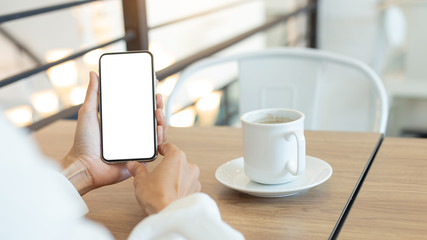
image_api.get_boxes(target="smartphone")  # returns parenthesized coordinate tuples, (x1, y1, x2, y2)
(99, 51, 157, 163)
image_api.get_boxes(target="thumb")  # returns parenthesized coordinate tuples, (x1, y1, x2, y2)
(158, 142, 179, 156)
(126, 161, 148, 177)
(83, 71, 99, 111)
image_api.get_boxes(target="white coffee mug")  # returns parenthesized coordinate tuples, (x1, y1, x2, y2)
(241, 108, 306, 184)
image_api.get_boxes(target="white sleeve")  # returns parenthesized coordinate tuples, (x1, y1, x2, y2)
(128, 193, 244, 240)
(0, 112, 113, 240)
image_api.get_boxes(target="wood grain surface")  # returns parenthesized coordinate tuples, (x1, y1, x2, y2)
(33, 120, 382, 240)
(339, 137, 427, 240)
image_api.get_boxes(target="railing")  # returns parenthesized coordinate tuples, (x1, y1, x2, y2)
(0, 0, 317, 131)
(0, 0, 129, 131)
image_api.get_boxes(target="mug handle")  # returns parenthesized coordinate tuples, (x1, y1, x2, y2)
(286, 131, 306, 176)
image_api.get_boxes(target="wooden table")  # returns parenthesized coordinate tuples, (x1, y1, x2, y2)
(338, 137, 427, 239)
(33, 120, 382, 240)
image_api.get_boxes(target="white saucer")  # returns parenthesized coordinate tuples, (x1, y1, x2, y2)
(215, 156, 332, 197)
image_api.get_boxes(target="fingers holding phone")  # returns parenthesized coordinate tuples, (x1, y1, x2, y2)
(63, 72, 131, 195)
(127, 143, 201, 215)
(155, 94, 167, 145)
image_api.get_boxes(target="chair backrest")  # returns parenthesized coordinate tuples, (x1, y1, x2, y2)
(166, 48, 389, 133)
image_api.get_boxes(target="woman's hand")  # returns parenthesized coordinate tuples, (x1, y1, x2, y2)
(127, 143, 201, 215)
(62, 72, 167, 195)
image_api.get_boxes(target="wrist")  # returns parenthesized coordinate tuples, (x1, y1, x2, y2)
(143, 193, 173, 215)
(61, 152, 95, 195)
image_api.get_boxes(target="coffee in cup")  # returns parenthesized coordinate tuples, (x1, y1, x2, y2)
(254, 117, 293, 124)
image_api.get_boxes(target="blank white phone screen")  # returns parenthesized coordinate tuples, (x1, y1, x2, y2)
(100, 52, 156, 161)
